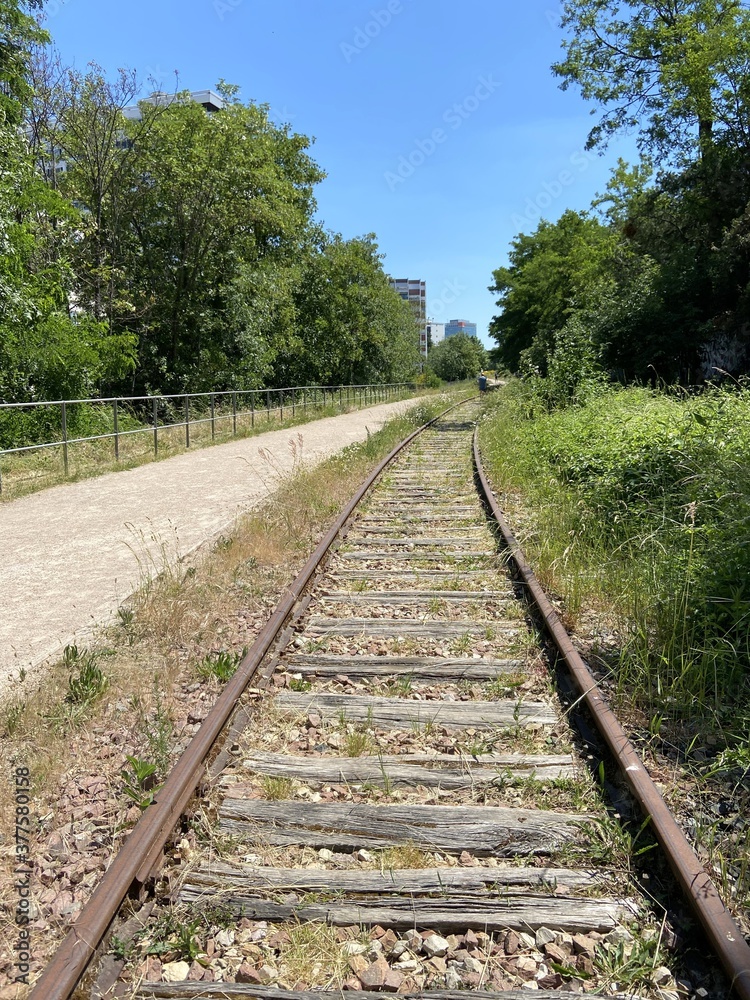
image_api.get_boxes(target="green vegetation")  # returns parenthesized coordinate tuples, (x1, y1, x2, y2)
(491, 1, 750, 386)
(427, 333, 488, 382)
(480, 381, 750, 726)
(0, 3, 422, 412)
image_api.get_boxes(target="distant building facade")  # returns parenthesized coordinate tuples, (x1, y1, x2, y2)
(390, 278, 428, 356)
(445, 319, 478, 339)
(122, 89, 226, 121)
(426, 321, 445, 348)
(40, 90, 225, 180)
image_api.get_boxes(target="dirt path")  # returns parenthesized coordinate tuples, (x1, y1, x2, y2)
(0, 399, 421, 699)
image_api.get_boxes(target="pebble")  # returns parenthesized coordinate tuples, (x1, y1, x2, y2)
(256, 964, 277, 984)
(463, 956, 484, 975)
(422, 933, 450, 958)
(445, 966, 463, 989)
(604, 925, 634, 947)
(535, 927, 556, 948)
(342, 941, 368, 956)
(318, 848, 334, 861)
(651, 966, 674, 986)
(162, 961, 190, 982)
(215, 929, 235, 949)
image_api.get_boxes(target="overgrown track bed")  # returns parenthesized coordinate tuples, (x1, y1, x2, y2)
(30, 403, 749, 999)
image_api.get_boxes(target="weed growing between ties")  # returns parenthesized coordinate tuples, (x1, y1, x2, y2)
(0, 392, 459, 980)
(478, 379, 750, 926)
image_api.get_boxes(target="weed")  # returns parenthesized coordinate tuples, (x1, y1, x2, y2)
(344, 729, 374, 757)
(379, 842, 431, 869)
(261, 776, 294, 800)
(64, 646, 109, 710)
(197, 648, 244, 683)
(289, 677, 312, 692)
(143, 911, 203, 962)
(451, 633, 473, 655)
(117, 606, 135, 628)
(4, 702, 25, 737)
(595, 931, 663, 991)
(121, 754, 160, 810)
(384, 673, 413, 697)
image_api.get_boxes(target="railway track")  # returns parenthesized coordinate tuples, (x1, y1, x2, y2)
(30, 400, 750, 999)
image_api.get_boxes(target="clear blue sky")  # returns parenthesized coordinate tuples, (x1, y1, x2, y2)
(45, 0, 639, 347)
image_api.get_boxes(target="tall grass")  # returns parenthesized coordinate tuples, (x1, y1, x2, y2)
(479, 380, 750, 727)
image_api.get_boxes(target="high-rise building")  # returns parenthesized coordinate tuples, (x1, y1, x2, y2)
(445, 319, 478, 339)
(426, 321, 445, 348)
(390, 279, 428, 356)
(123, 89, 226, 121)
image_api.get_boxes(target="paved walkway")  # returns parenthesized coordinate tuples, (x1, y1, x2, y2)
(0, 399, 421, 698)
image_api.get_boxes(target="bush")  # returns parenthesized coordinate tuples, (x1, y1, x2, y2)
(480, 380, 750, 718)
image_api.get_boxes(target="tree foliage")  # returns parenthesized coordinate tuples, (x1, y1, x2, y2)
(0, 16, 421, 404)
(553, 0, 750, 163)
(427, 333, 488, 382)
(492, 0, 750, 390)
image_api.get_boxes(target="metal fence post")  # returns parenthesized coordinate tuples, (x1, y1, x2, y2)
(232, 392, 237, 436)
(266, 390, 271, 422)
(210, 394, 215, 440)
(113, 399, 119, 461)
(185, 395, 190, 448)
(339, 386, 343, 410)
(251, 391, 255, 428)
(61, 401, 69, 477)
(153, 398, 158, 456)
(280, 390, 284, 422)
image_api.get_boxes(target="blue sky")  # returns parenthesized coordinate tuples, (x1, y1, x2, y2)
(45, 0, 639, 347)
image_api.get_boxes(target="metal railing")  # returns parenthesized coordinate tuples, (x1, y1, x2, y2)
(0, 382, 417, 493)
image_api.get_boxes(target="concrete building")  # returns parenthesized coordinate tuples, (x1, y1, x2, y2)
(445, 319, 478, 339)
(426, 321, 445, 348)
(122, 89, 225, 121)
(390, 278, 428, 356)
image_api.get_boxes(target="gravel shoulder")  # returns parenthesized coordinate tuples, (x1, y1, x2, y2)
(0, 399, 421, 699)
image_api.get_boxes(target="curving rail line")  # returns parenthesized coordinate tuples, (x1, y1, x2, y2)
(29, 398, 750, 999)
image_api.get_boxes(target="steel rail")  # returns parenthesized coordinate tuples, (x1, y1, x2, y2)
(29, 396, 475, 1000)
(473, 429, 750, 1000)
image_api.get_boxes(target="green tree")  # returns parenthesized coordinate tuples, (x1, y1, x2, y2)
(489, 210, 614, 374)
(427, 333, 488, 382)
(280, 232, 420, 386)
(553, 0, 750, 162)
(0, 0, 45, 126)
(115, 87, 325, 392)
(0, 3, 137, 408)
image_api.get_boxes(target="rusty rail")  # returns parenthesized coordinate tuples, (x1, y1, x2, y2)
(29, 397, 475, 1000)
(473, 429, 750, 1000)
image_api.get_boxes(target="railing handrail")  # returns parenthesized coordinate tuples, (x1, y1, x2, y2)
(0, 382, 419, 489)
(0, 383, 412, 411)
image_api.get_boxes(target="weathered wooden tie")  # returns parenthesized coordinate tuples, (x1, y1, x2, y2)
(218, 801, 586, 854)
(228, 750, 577, 787)
(273, 692, 557, 728)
